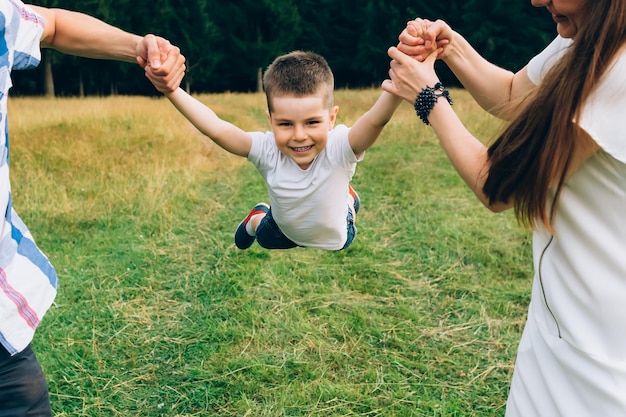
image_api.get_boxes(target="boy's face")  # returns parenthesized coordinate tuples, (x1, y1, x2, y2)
(267, 93, 339, 170)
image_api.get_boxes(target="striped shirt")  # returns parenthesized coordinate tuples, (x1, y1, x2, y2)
(0, 0, 57, 355)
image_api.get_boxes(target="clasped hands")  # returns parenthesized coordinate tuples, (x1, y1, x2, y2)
(382, 18, 451, 104)
(137, 34, 187, 94)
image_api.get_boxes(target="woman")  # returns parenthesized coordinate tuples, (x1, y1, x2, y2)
(382, 0, 626, 415)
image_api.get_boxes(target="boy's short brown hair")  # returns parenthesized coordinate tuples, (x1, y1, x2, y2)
(262, 50, 334, 112)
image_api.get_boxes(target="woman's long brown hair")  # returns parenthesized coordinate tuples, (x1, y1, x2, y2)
(483, 0, 626, 232)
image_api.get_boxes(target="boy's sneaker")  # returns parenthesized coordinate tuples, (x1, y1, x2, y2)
(348, 184, 360, 214)
(234, 203, 269, 249)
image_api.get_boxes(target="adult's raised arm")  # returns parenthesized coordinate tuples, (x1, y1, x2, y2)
(31, 5, 185, 92)
(398, 18, 535, 120)
(382, 46, 512, 212)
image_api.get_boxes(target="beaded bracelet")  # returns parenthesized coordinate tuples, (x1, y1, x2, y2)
(414, 82, 453, 125)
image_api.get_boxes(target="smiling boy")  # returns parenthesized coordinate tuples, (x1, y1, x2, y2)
(161, 51, 401, 250)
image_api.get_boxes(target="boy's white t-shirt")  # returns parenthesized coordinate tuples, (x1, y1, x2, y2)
(247, 124, 362, 250)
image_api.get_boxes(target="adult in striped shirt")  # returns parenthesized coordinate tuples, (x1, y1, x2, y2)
(0, 2, 185, 415)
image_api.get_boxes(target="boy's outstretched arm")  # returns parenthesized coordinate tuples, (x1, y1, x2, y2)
(348, 91, 403, 157)
(165, 88, 253, 157)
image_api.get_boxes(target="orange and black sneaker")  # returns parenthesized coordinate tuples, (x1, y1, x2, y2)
(348, 184, 360, 214)
(234, 203, 270, 249)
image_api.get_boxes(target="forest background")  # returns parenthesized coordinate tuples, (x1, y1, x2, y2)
(16, 0, 556, 97)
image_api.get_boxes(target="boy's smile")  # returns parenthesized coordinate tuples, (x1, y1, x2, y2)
(268, 94, 339, 170)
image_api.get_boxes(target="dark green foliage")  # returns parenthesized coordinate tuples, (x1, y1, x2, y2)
(12, 0, 556, 95)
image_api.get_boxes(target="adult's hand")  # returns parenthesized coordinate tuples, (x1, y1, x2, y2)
(136, 34, 166, 69)
(382, 46, 440, 104)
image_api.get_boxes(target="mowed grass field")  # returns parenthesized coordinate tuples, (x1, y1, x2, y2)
(9, 89, 532, 416)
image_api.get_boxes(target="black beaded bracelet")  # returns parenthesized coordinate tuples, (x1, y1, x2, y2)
(414, 82, 453, 125)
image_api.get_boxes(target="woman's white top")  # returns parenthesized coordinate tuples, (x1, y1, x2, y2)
(505, 36, 626, 416)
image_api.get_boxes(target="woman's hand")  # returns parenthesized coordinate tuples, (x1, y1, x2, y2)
(382, 45, 440, 104)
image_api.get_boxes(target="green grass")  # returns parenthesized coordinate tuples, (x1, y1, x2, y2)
(9, 89, 531, 416)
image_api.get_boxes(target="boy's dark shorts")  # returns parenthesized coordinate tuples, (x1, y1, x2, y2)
(255, 205, 357, 250)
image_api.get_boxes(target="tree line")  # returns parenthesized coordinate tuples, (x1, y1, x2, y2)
(13, 0, 556, 97)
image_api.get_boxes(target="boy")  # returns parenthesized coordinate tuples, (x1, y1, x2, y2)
(162, 51, 401, 250)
